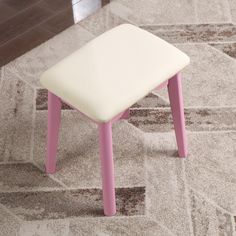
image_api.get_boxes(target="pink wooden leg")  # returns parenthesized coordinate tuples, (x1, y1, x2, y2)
(99, 121, 116, 216)
(168, 73, 187, 157)
(46, 92, 62, 174)
(121, 108, 130, 120)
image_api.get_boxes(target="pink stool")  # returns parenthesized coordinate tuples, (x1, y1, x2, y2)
(40, 24, 190, 216)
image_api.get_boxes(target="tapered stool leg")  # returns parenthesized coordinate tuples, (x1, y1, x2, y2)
(168, 73, 187, 157)
(46, 92, 62, 174)
(99, 121, 116, 216)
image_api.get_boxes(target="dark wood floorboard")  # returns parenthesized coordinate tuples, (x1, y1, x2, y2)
(0, 0, 110, 67)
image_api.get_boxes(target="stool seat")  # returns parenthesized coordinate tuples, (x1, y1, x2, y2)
(40, 24, 190, 122)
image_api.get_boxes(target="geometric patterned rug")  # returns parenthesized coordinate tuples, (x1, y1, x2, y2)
(0, 0, 236, 235)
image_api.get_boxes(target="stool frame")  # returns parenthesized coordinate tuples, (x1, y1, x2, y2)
(45, 72, 187, 216)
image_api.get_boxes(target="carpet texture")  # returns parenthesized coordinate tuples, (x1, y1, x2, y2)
(0, 0, 236, 235)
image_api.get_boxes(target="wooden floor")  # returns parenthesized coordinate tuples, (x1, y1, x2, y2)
(0, 0, 109, 67)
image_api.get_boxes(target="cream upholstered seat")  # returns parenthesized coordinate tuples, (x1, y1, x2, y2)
(40, 24, 190, 122)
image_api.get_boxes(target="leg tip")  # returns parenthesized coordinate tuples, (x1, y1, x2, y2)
(104, 204, 116, 216)
(178, 150, 188, 158)
(46, 166, 56, 174)
(104, 209, 116, 216)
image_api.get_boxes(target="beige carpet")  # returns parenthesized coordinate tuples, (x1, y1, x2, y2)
(0, 0, 236, 235)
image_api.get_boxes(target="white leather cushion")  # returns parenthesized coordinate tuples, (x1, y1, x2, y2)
(40, 24, 190, 122)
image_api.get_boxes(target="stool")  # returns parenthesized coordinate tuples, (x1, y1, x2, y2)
(40, 24, 190, 216)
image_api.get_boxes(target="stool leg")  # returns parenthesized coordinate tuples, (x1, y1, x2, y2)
(46, 92, 62, 174)
(168, 73, 187, 157)
(121, 108, 130, 120)
(98, 121, 116, 216)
